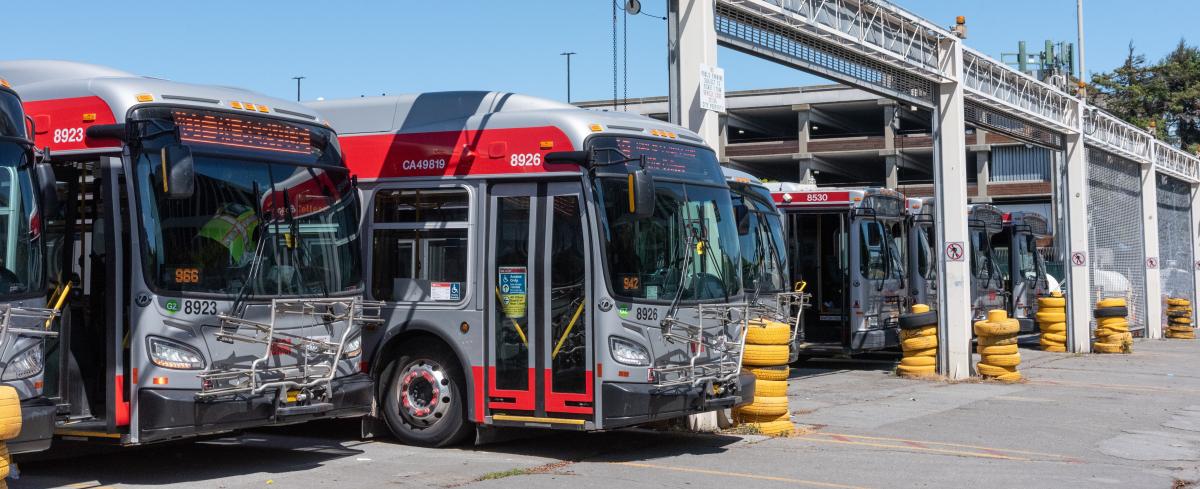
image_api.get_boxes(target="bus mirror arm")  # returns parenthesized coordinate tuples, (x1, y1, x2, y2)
(545, 150, 591, 166)
(86, 123, 127, 142)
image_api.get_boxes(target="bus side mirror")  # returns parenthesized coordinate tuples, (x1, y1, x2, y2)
(735, 205, 750, 235)
(34, 162, 59, 218)
(628, 169, 655, 219)
(161, 144, 195, 200)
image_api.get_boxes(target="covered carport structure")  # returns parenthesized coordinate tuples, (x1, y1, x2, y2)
(666, 0, 1200, 378)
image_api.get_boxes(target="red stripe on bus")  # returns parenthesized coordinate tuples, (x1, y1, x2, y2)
(543, 369, 594, 415)
(471, 366, 485, 423)
(114, 374, 130, 427)
(486, 367, 537, 411)
(771, 191, 852, 205)
(23, 96, 120, 152)
(339, 127, 577, 180)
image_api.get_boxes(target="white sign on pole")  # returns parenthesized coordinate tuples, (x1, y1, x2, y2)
(699, 64, 726, 113)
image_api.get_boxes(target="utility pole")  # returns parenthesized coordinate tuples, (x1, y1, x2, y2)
(292, 76, 306, 102)
(560, 52, 576, 104)
(1076, 0, 1086, 98)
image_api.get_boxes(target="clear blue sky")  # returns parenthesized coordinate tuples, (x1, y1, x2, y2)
(4, 1, 1196, 104)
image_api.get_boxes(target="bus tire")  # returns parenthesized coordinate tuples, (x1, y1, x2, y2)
(755, 379, 788, 397)
(0, 387, 21, 441)
(736, 396, 788, 417)
(977, 343, 1018, 356)
(1039, 322, 1067, 334)
(973, 319, 1019, 337)
(381, 339, 473, 448)
(1038, 296, 1066, 308)
(750, 366, 791, 381)
(1093, 306, 1128, 318)
(743, 344, 790, 366)
(745, 320, 791, 345)
(1034, 312, 1066, 324)
(1096, 298, 1127, 308)
(978, 334, 1018, 346)
(901, 335, 937, 351)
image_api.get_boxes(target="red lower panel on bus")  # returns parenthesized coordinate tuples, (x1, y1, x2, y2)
(485, 367, 536, 411)
(543, 369, 593, 415)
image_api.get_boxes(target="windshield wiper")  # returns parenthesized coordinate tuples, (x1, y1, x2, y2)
(230, 181, 270, 316)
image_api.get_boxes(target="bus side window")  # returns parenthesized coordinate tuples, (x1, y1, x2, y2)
(371, 187, 470, 302)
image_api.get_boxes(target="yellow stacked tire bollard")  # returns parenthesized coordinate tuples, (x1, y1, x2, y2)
(1165, 298, 1194, 339)
(975, 310, 1022, 382)
(1093, 297, 1133, 353)
(735, 318, 794, 436)
(0, 386, 21, 486)
(897, 304, 938, 378)
(1035, 292, 1068, 352)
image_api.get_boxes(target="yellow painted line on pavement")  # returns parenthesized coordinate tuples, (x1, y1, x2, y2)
(616, 462, 871, 489)
(795, 436, 1027, 461)
(812, 432, 1081, 462)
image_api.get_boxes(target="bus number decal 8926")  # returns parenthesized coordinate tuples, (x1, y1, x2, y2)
(510, 153, 542, 167)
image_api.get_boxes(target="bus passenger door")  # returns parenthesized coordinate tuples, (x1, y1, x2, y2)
(485, 182, 593, 426)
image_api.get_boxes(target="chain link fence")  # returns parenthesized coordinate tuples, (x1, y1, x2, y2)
(1157, 172, 1195, 326)
(1087, 149, 1147, 335)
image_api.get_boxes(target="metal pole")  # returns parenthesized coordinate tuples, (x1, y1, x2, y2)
(1076, 0, 1086, 97)
(292, 76, 306, 102)
(560, 52, 576, 103)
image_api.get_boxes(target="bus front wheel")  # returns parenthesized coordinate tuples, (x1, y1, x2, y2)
(382, 339, 473, 447)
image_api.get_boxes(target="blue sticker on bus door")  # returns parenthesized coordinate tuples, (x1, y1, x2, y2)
(499, 266, 527, 318)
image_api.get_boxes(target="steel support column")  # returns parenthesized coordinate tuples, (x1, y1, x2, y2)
(1141, 166, 1163, 339)
(1192, 183, 1200, 324)
(932, 39, 972, 379)
(1063, 134, 1092, 352)
(668, 0, 721, 148)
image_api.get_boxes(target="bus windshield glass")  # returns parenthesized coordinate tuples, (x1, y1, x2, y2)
(592, 137, 741, 302)
(731, 182, 787, 293)
(130, 107, 362, 297)
(859, 220, 902, 281)
(969, 228, 998, 280)
(0, 140, 44, 297)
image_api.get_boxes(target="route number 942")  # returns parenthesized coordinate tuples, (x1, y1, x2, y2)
(53, 127, 85, 144)
(510, 153, 542, 167)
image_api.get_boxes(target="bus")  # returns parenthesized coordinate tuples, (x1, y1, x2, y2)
(310, 91, 755, 447)
(993, 211, 1051, 332)
(2, 60, 373, 445)
(767, 183, 908, 356)
(0, 77, 61, 453)
(723, 169, 805, 362)
(906, 199, 1007, 322)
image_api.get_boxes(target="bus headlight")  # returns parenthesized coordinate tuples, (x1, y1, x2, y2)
(342, 334, 362, 359)
(148, 337, 206, 370)
(2, 344, 43, 380)
(610, 336, 650, 366)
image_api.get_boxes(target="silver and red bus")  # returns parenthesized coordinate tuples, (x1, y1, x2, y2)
(906, 197, 1006, 321)
(3, 60, 372, 445)
(310, 91, 754, 446)
(0, 77, 61, 453)
(767, 183, 908, 356)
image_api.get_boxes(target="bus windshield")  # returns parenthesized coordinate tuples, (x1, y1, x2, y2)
(860, 220, 902, 281)
(731, 182, 787, 293)
(592, 137, 741, 302)
(130, 107, 361, 297)
(969, 228, 999, 280)
(0, 143, 44, 297)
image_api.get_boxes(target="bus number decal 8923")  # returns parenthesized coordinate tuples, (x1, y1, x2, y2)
(183, 300, 218, 315)
(53, 127, 85, 143)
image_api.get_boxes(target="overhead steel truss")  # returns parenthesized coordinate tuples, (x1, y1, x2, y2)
(714, 0, 1200, 183)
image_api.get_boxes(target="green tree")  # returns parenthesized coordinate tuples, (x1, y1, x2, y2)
(1088, 40, 1200, 153)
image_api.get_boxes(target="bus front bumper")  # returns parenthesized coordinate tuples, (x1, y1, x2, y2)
(8, 397, 56, 454)
(601, 371, 756, 429)
(137, 373, 372, 444)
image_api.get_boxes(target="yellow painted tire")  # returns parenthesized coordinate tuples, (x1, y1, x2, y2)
(900, 356, 936, 367)
(981, 353, 1021, 367)
(1097, 297, 1127, 308)
(750, 366, 790, 381)
(977, 343, 1018, 356)
(1168, 325, 1194, 332)
(755, 379, 788, 397)
(0, 442, 8, 479)
(907, 347, 937, 358)
(744, 344, 790, 367)
(976, 363, 1017, 377)
(744, 420, 796, 436)
(1093, 341, 1125, 354)
(901, 335, 938, 351)
(1041, 332, 1067, 344)
(1096, 328, 1128, 339)
(1040, 343, 1067, 352)
(978, 334, 1018, 346)
(900, 326, 937, 340)
(1170, 317, 1193, 325)
(735, 411, 788, 423)
(0, 387, 21, 441)
(1169, 332, 1196, 339)
(896, 364, 936, 377)
(974, 319, 1019, 337)
(737, 396, 789, 417)
(746, 320, 792, 346)
(1099, 332, 1132, 343)
(1039, 296, 1066, 308)
(1097, 317, 1129, 328)
(1039, 322, 1067, 334)
(995, 371, 1023, 382)
(1034, 312, 1066, 324)
(1167, 298, 1191, 307)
